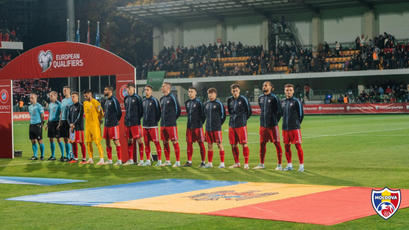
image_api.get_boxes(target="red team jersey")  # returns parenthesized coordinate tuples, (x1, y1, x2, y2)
(282, 129, 302, 144)
(205, 130, 222, 144)
(160, 126, 179, 141)
(125, 125, 143, 139)
(73, 130, 84, 143)
(259, 126, 280, 143)
(103, 126, 120, 140)
(228, 127, 248, 145)
(143, 127, 160, 143)
(186, 128, 205, 143)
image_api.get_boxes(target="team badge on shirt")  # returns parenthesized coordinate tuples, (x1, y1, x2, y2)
(371, 187, 401, 220)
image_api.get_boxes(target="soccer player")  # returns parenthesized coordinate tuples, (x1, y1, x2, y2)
(159, 82, 181, 167)
(28, 93, 45, 160)
(124, 83, 144, 166)
(281, 83, 304, 172)
(203, 88, 226, 168)
(142, 85, 162, 166)
(103, 86, 123, 165)
(227, 84, 252, 170)
(44, 91, 64, 161)
(59, 86, 73, 162)
(184, 86, 206, 167)
(83, 90, 105, 165)
(67, 92, 86, 163)
(254, 81, 283, 170)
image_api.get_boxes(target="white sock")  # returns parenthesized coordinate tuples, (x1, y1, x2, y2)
(288, 163, 293, 167)
(299, 164, 304, 168)
(156, 160, 160, 164)
(188, 161, 192, 163)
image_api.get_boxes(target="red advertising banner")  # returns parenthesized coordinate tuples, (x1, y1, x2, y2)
(0, 80, 13, 158)
(180, 103, 409, 116)
(302, 103, 409, 114)
(115, 76, 135, 162)
(14, 103, 409, 122)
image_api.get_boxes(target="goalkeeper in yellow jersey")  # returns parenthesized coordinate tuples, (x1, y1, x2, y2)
(83, 90, 105, 165)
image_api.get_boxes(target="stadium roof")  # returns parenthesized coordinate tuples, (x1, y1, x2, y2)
(118, 0, 407, 24)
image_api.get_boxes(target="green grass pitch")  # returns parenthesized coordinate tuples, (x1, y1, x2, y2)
(1, 115, 409, 229)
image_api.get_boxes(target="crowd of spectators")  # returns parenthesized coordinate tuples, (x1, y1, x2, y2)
(356, 83, 409, 103)
(13, 79, 50, 111)
(0, 26, 20, 68)
(0, 27, 19, 42)
(328, 82, 409, 104)
(0, 51, 12, 68)
(139, 32, 409, 78)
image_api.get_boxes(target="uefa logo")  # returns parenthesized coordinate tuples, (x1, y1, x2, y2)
(0, 89, 9, 104)
(120, 85, 128, 100)
(38, 50, 53, 72)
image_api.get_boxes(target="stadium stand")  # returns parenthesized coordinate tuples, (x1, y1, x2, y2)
(140, 32, 409, 78)
(12, 79, 50, 111)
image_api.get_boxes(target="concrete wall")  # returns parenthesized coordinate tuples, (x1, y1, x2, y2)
(183, 20, 217, 47)
(225, 16, 263, 46)
(377, 3, 409, 39)
(321, 7, 365, 43)
(156, 2, 409, 53)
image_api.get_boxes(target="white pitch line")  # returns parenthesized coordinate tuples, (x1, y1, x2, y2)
(0, 161, 52, 168)
(244, 127, 409, 144)
(302, 127, 408, 139)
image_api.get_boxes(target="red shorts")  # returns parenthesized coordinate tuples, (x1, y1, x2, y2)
(73, 130, 84, 143)
(160, 126, 178, 141)
(125, 125, 143, 139)
(260, 126, 280, 143)
(103, 126, 120, 140)
(228, 127, 248, 145)
(205, 130, 222, 144)
(143, 127, 159, 143)
(186, 128, 205, 143)
(282, 129, 302, 144)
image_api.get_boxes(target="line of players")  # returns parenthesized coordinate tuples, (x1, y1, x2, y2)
(27, 81, 304, 171)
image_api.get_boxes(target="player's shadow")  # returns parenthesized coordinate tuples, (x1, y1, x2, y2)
(24, 161, 45, 172)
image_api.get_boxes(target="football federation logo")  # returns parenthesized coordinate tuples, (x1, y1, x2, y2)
(371, 187, 401, 220)
(38, 50, 53, 72)
(0, 89, 9, 104)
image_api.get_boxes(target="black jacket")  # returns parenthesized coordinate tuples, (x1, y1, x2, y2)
(142, 96, 161, 127)
(185, 98, 205, 129)
(227, 95, 252, 128)
(204, 99, 226, 131)
(104, 96, 122, 127)
(68, 102, 84, 131)
(160, 93, 181, 127)
(281, 97, 304, 130)
(124, 93, 143, 127)
(259, 93, 282, 127)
